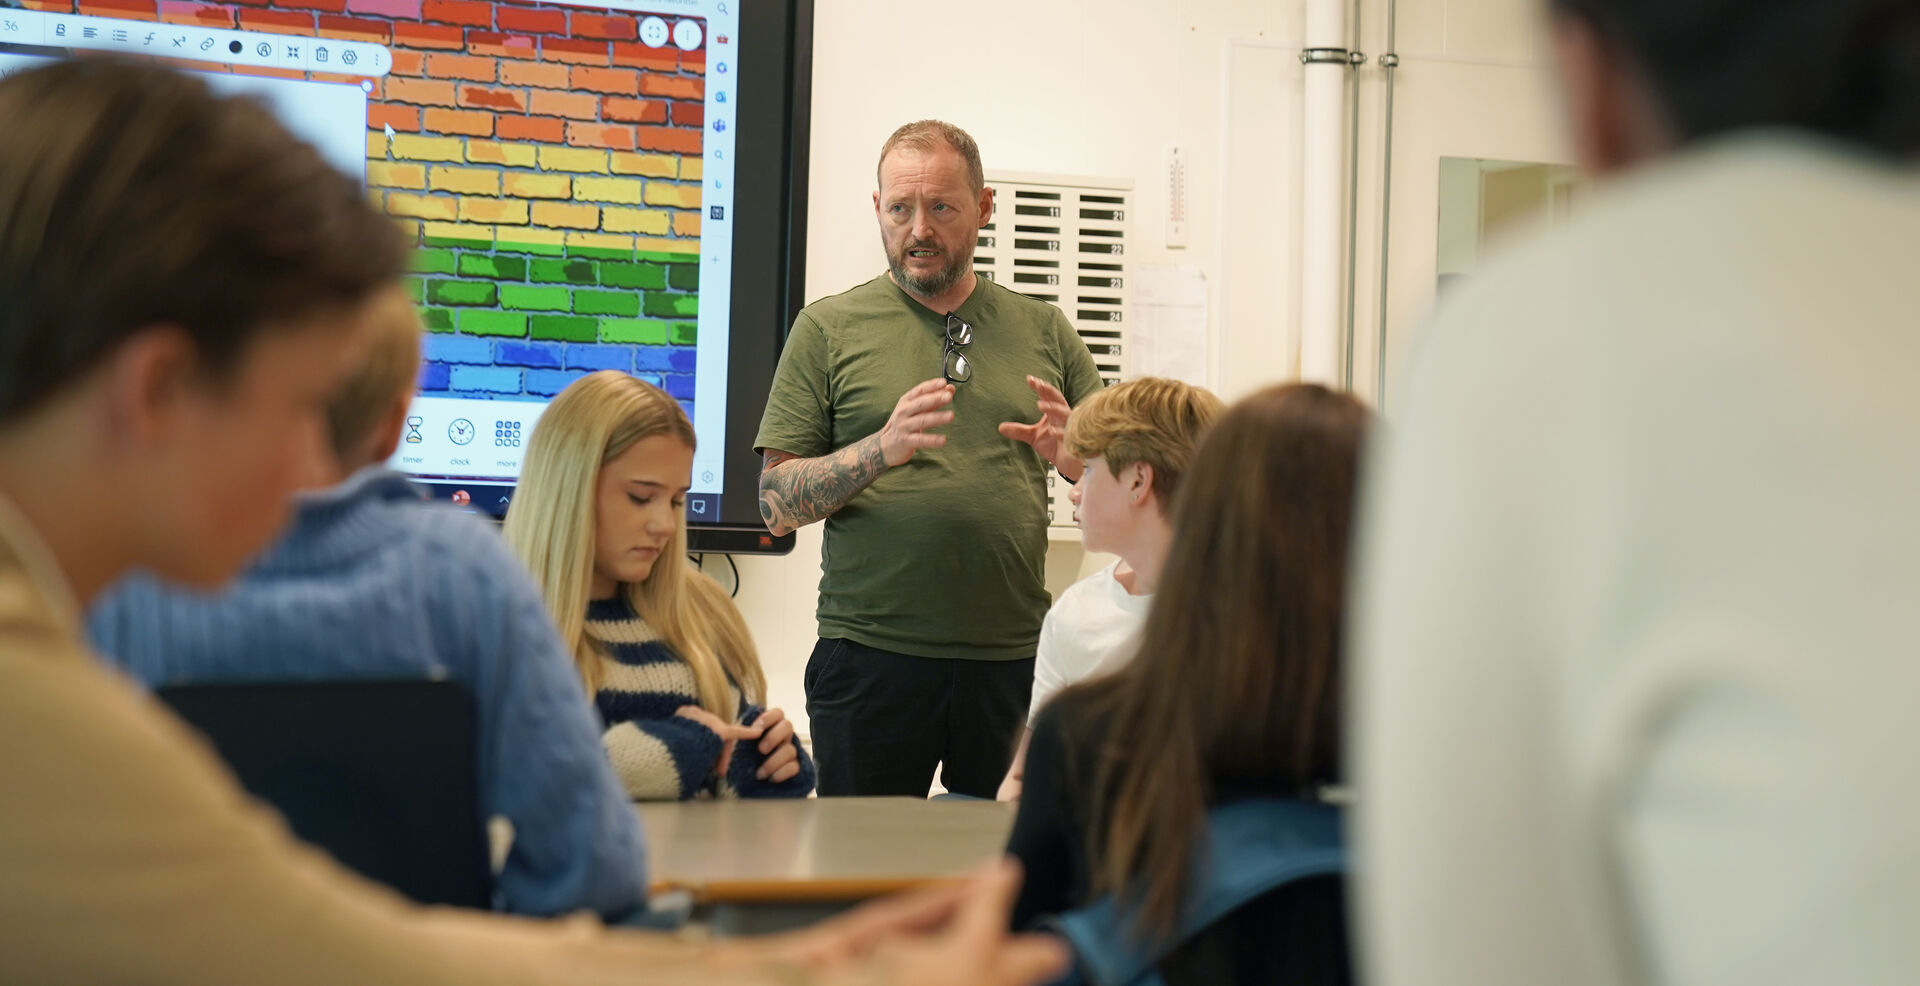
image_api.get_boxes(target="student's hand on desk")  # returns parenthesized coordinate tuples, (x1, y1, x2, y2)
(675, 705, 763, 780)
(749, 707, 801, 783)
(751, 858, 1067, 986)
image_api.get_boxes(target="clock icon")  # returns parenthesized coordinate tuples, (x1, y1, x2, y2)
(448, 418, 475, 445)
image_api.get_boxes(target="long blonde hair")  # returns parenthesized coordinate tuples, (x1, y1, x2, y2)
(503, 370, 766, 715)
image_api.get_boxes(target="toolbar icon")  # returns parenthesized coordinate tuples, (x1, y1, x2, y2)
(255, 41, 270, 57)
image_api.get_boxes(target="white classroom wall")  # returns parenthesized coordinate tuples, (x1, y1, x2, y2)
(705, 0, 1572, 739)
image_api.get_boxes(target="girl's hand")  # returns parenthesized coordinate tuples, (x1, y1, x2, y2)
(676, 705, 762, 779)
(750, 707, 801, 782)
(747, 859, 1066, 985)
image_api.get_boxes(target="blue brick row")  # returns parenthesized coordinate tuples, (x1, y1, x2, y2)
(418, 360, 695, 402)
(450, 366, 521, 393)
(526, 369, 588, 397)
(495, 341, 564, 369)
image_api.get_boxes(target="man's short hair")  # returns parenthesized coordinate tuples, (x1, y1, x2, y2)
(326, 286, 422, 462)
(1064, 377, 1226, 514)
(0, 58, 407, 424)
(877, 120, 984, 193)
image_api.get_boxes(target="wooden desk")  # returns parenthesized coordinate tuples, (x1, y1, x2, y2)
(637, 797, 1016, 918)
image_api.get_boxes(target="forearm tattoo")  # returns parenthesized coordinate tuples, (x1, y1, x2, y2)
(758, 435, 888, 536)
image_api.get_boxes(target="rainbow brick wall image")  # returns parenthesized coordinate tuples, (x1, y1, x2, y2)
(20, 0, 709, 410)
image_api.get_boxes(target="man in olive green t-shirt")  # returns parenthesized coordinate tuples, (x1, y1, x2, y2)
(754, 120, 1103, 798)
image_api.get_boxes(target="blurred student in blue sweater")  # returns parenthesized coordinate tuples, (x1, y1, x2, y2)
(86, 288, 652, 921)
(505, 370, 813, 801)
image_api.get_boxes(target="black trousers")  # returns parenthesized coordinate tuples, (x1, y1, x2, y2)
(804, 637, 1034, 798)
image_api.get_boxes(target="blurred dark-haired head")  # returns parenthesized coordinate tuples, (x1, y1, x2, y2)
(1549, 0, 1920, 171)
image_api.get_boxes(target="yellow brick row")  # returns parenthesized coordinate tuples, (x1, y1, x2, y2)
(423, 222, 495, 248)
(499, 227, 567, 252)
(532, 201, 599, 230)
(391, 135, 465, 163)
(386, 191, 458, 222)
(538, 147, 610, 174)
(430, 166, 500, 196)
(635, 235, 700, 255)
(467, 140, 537, 168)
(567, 231, 635, 253)
(643, 182, 702, 210)
(672, 212, 701, 238)
(460, 197, 530, 225)
(504, 173, 572, 199)
(368, 162, 427, 190)
(603, 207, 670, 235)
(681, 157, 703, 181)
(610, 152, 677, 179)
(574, 176, 644, 205)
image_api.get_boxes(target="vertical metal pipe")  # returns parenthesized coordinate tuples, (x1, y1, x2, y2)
(1300, 0, 1350, 387)
(1374, 0, 1399, 409)
(1343, 3, 1363, 392)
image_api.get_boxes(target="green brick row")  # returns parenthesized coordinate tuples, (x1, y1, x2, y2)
(532, 315, 598, 342)
(458, 254, 528, 281)
(667, 264, 699, 291)
(500, 284, 572, 311)
(643, 292, 698, 318)
(600, 318, 669, 345)
(426, 279, 497, 307)
(575, 290, 640, 317)
(531, 258, 598, 285)
(568, 244, 634, 262)
(601, 262, 666, 290)
(459, 310, 529, 337)
(425, 314, 697, 347)
(414, 248, 458, 275)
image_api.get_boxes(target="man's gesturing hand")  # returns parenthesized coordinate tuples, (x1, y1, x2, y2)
(880, 378, 956, 466)
(997, 376, 1072, 470)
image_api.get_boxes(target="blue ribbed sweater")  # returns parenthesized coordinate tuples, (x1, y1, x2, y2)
(85, 467, 651, 920)
(586, 594, 815, 801)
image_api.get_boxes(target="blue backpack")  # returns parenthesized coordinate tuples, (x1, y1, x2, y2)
(1045, 798, 1347, 986)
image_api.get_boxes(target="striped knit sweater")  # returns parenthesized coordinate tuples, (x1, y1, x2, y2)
(586, 595, 814, 801)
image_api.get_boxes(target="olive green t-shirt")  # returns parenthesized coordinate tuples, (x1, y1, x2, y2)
(754, 273, 1104, 661)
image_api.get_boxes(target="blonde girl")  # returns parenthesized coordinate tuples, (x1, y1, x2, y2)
(506, 371, 812, 800)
